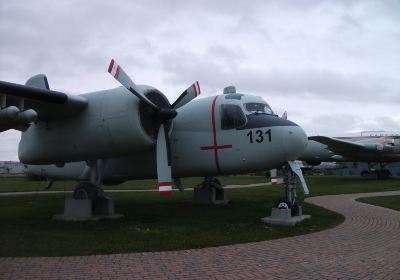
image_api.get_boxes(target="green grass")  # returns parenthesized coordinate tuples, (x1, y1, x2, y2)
(1, 175, 399, 257)
(357, 195, 400, 211)
(0, 175, 268, 193)
(305, 176, 400, 196)
(0, 186, 342, 257)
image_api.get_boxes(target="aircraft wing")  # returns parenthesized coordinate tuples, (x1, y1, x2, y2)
(0, 75, 87, 132)
(309, 136, 374, 154)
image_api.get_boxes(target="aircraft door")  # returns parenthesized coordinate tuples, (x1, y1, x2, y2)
(216, 103, 249, 174)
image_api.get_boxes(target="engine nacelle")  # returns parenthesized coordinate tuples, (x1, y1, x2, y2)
(19, 86, 169, 164)
(362, 142, 394, 153)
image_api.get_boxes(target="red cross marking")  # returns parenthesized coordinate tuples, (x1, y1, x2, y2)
(200, 95, 233, 174)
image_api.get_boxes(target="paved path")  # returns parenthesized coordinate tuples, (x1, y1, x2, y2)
(1, 191, 399, 280)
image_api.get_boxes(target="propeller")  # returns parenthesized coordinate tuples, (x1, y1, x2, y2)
(108, 59, 200, 196)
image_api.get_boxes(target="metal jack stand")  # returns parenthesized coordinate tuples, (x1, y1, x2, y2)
(261, 161, 311, 226)
(53, 159, 123, 221)
(193, 177, 229, 205)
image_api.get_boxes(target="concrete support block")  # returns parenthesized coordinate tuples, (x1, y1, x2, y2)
(270, 208, 291, 220)
(53, 198, 123, 221)
(94, 196, 115, 216)
(261, 207, 311, 226)
(193, 187, 229, 205)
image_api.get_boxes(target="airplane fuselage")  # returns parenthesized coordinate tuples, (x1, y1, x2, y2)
(24, 88, 308, 182)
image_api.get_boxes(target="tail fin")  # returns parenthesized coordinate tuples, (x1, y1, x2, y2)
(25, 74, 50, 90)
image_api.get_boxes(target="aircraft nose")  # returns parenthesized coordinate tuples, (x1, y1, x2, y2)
(283, 121, 308, 160)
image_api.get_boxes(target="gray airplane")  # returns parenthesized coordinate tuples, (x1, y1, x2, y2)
(0, 59, 308, 206)
(300, 135, 400, 178)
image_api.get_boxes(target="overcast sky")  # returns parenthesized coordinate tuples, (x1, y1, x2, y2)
(1, 0, 400, 160)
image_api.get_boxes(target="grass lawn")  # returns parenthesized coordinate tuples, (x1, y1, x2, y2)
(357, 195, 400, 211)
(0, 175, 268, 193)
(0, 175, 399, 257)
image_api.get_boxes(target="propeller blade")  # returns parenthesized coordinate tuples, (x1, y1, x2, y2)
(156, 123, 173, 196)
(108, 59, 159, 111)
(281, 111, 287, 120)
(174, 178, 185, 193)
(171, 81, 200, 109)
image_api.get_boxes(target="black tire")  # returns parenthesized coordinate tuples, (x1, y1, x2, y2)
(210, 177, 222, 189)
(212, 177, 221, 186)
(382, 169, 391, 178)
(360, 170, 369, 178)
(73, 182, 98, 209)
(276, 200, 289, 209)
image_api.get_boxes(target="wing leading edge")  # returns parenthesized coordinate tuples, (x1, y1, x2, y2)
(309, 136, 382, 154)
(0, 75, 87, 132)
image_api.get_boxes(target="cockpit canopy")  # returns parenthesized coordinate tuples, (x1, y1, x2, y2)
(220, 102, 275, 130)
(221, 104, 246, 130)
(244, 102, 274, 115)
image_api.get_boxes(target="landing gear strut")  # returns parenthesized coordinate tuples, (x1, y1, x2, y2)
(262, 161, 311, 226)
(54, 159, 122, 221)
(276, 162, 306, 216)
(73, 159, 115, 215)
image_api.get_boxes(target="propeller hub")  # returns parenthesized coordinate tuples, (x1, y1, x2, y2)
(158, 108, 177, 121)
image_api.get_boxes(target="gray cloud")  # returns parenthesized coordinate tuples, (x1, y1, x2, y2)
(160, 49, 397, 103)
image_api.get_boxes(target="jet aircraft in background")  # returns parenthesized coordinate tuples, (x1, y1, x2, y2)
(300, 135, 400, 178)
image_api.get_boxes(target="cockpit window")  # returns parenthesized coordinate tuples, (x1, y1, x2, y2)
(221, 104, 246, 130)
(244, 103, 273, 115)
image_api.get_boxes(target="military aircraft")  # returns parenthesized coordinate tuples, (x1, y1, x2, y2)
(300, 135, 400, 178)
(0, 59, 308, 209)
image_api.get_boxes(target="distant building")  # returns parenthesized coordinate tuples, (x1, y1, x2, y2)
(0, 161, 25, 174)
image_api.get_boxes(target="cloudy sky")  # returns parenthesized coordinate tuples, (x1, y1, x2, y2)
(1, 0, 400, 160)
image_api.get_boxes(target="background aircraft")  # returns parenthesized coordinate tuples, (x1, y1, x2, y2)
(300, 135, 400, 178)
(0, 60, 308, 210)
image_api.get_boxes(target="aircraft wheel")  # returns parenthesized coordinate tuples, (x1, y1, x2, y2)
(276, 200, 289, 209)
(73, 182, 98, 208)
(210, 177, 222, 189)
(360, 170, 369, 178)
(382, 169, 391, 178)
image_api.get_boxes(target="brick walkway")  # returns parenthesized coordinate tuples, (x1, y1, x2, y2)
(1, 191, 399, 279)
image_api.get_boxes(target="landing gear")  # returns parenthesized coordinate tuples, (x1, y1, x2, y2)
(193, 177, 228, 204)
(361, 163, 391, 179)
(262, 161, 311, 226)
(73, 182, 98, 209)
(279, 163, 302, 216)
(54, 159, 122, 221)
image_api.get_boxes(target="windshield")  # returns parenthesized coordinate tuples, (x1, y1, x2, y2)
(221, 104, 247, 130)
(244, 102, 273, 115)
